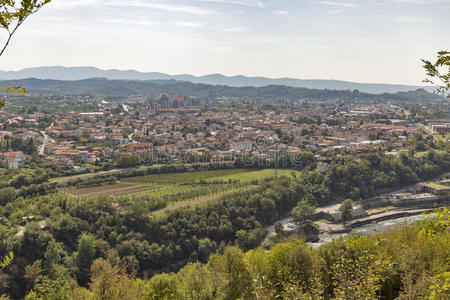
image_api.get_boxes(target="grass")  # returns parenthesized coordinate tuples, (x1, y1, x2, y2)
(415, 150, 447, 157)
(368, 206, 397, 214)
(424, 182, 450, 190)
(66, 183, 156, 199)
(119, 169, 299, 213)
(317, 218, 332, 224)
(49, 173, 88, 182)
(122, 169, 299, 186)
(64, 169, 299, 212)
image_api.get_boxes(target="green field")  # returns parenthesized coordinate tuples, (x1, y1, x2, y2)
(368, 206, 397, 214)
(117, 169, 299, 212)
(424, 182, 450, 190)
(66, 169, 299, 213)
(122, 168, 299, 186)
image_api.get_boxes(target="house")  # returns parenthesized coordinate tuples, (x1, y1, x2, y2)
(230, 140, 253, 151)
(317, 162, 330, 173)
(421, 182, 450, 196)
(431, 124, 450, 133)
(0, 151, 24, 169)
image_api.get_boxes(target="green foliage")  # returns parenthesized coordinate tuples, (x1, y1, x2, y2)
(123, 168, 296, 186)
(0, 151, 449, 299)
(420, 207, 450, 240)
(0, 86, 27, 109)
(21, 215, 447, 299)
(330, 250, 390, 298)
(75, 234, 97, 286)
(0, 78, 442, 101)
(0, 0, 52, 109)
(339, 199, 353, 222)
(0, 252, 13, 269)
(210, 246, 254, 299)
(115, 154, 140, 168)
(274, 222, 284, 235)
(422, 50, 450, 96)
(429, 272, 450, 300)
(291, 200, 316, 223)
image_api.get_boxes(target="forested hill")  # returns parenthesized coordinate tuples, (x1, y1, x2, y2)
(0, 77, 441, 101)
(0, 66, 429, 94)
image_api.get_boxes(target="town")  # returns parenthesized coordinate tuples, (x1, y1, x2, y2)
(0, 0, 449, 298)
(0, 92, 448, 176)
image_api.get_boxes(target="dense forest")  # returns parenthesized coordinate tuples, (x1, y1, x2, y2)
(0, 78, 442, 101)
(0, 150, 449, 299)
(17, 208, 450, 299)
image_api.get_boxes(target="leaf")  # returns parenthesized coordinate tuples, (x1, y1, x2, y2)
(18, 87, 27, 94)
(0, 252, 14, 269)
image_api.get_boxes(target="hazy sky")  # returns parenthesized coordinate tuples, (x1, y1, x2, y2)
(0, 0, 449, 85)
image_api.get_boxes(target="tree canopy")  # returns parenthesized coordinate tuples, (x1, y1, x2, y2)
(422, 50, 450, 97)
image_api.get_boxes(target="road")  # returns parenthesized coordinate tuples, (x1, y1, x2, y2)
(38, 131, 48, 155)
(263, 216, 294, 244)
(38, 122, 53, 155)
(262, 171, 450, 244)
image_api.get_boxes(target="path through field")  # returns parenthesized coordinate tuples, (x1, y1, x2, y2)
(150, 186, 257, 215)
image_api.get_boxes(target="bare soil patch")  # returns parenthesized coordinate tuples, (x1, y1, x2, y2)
(67, 183, 153, 198)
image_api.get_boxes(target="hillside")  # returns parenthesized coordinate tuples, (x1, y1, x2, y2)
(0, 66, 433, 94)
(15, 209, 450, 299)
(0, 77, 441, 102)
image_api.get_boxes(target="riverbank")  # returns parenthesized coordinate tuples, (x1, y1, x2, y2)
(262, 173, 449, 248)
(312, 213, 431, 247)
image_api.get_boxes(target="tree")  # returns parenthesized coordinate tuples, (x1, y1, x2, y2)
(75, 234, 96, 286)
(0, 187, 17, 205)
(212, 246, 253, 299)
(0, 0, 52, 109)
(274, 222, 284, 236)
(422, 51, 450, 97)
(116, 154, 140, 168)
(339, 199, 353, 222)
(43, 239, 61, 274)
(291, 200, 316, 223)
(330, 249, 390, 299)
(89, 258, 142, 300)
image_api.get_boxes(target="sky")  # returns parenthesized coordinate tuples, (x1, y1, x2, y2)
(0, 0, 449, 85)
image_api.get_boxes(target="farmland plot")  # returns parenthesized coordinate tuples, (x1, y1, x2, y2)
(66, 183, 155, 198)
(118, 169, 299, 213)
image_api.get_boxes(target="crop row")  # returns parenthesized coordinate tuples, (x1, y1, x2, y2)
(116, 183, 245, 212)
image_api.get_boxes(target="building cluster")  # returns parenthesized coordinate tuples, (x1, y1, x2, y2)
(389, 179, 450, 207)
(0, 94, 447, 170)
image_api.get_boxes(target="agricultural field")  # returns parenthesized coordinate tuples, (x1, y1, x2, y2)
(67, 168, 299, 213)
(118, 168, 299, 212)
(66, 183, 155, 199)
(122, 168, 298, 186)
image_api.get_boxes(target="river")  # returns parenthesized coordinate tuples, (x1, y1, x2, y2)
(310, 213, 430, 247)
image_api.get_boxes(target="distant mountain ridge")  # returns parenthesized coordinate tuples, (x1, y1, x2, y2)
(0, 77, 440, 103)
(0, 66, 432, 94)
